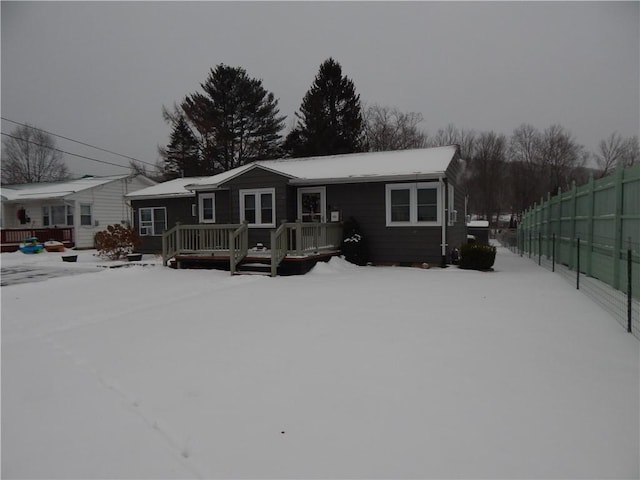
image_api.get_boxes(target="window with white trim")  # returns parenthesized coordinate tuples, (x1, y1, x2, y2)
(80, 204, 92, 226)
(43, 205, 73, 226)
(385, 183, 441, 226)
(199, 193, 215, 223)
(240, 188, 275, 227)
(448, 186, 457, 226)
(139, 207, 167, 236)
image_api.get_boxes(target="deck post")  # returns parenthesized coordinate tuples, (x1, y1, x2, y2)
(296, 220, 302, 256)
(175, 222, 182, 255)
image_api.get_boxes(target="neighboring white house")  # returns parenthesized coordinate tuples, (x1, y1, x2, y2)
(1, 174, 156, 249)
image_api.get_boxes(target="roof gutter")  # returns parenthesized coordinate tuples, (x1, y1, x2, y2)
(440, 175, 447, 267)
(288, 172, 445, 186)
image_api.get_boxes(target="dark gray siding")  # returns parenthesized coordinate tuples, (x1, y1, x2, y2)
(203, 167, 292, 248)
(445, 152, 468, 255)
(132, 197, 196, 253)
(323, 181, 445, 265)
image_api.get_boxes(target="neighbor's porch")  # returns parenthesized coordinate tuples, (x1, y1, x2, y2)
(0, 227, 74, 252)
(162, 221, 343, 276)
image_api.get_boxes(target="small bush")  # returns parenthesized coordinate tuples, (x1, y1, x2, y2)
(341, 217, 370, 266)
(459, 242, 496, 271)
(94, 224, 141, 260)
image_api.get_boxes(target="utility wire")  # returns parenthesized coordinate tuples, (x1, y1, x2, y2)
(1, 132, 133, 171)
(1, 116, 158, 168)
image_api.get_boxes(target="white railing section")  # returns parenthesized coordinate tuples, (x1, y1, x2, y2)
(163, 221, 342, 275)
(162, 223, 244, 266)
(229, 222, 249, 275)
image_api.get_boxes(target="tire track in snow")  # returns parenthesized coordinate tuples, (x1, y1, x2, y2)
(5, 273, 267, 341)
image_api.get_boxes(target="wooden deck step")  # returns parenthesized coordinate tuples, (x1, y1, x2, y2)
(237, 261, 272, 276)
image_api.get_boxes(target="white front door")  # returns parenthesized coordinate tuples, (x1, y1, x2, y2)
(297, 187, 326, 223)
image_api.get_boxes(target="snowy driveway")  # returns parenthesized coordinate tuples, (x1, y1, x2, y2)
(2, 247, 638, 479)
(0, 265, 100, 286)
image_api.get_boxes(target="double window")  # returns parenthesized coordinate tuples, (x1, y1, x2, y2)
(385, 183, 441, 226)
(240, 188, 275, 227)
(43, 205, 73, 226)
(139, 207, 167, 236)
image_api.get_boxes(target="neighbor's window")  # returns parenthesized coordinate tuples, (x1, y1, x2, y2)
(199, 193, 215, 223)
(80, 204, 93, 226)
(240, 188, 275, 227)
(43, 205, 73, 226)
(385, 183, 441, 226)
(139, 207, 167, 236)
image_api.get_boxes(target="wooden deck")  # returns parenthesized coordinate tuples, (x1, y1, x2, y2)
(171, 250, 340, 276)
(162, 222, 343, 276)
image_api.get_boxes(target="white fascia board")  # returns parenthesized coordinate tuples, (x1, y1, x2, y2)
(126, 192, 196, 201)
(288, 172, 445, 185)
(187, 164, 297, 191)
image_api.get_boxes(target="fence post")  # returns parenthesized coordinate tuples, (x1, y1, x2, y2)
(576, 237, 580, 290)
(612, 164, 625, 290)
(538, 231, 542, 266)
(552, 233, 556, 272)
(628, 240, 633, 333)
(586, 174, 595, 277)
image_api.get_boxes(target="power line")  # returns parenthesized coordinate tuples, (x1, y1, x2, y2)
(1, 116, 158, 169)
(1, 132, 133, 171)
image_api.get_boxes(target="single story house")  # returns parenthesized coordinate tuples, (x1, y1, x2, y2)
(130, 145, 467, 270)
(1, 174, 156, 251)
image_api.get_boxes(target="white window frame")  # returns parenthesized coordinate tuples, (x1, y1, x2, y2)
(297, 186, 326, 223)
(80, 204, 93, 226)
(199, 193, 216, 223)
(139, 207, 167, 236)
(448, 186, 457, 226)
(385, 182, 441, 227)
(43, 204, 74, 226)
(239, 188, 276, 228)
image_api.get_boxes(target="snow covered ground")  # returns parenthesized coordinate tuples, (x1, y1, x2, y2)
(1, 246, 638, 478)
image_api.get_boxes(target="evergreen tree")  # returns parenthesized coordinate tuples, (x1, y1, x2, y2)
(163, 115, 203, 178)
(285, 58, 364, 158)
(180, 64, 286, 173)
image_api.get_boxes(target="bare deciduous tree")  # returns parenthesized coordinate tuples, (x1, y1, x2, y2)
(466, 131, 507, 222)
(538, 124, 585, 193)
(363, 104, 428, 151)
(429, 123, 476, 159)
(508, 124, 543, 212)
(1, 124, 70, 184)
(594, 133, 639, 177)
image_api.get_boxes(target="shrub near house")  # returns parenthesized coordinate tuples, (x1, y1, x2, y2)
(94, 224, 141, 260)
(459, 243, 496, 271)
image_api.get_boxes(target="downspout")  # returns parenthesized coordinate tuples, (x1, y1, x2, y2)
(440, 176, 447, 267)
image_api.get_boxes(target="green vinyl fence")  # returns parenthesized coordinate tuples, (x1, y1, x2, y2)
(517, 163, 640, 337)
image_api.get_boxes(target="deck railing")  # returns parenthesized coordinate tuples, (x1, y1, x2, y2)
(162, 223, 245, 266)
(287, 221, 343, 256)
(162, 221, 342, 274)
(270, 223, 289, 277)
(1, 227, 74, 250)
(229, 222, 249, 275)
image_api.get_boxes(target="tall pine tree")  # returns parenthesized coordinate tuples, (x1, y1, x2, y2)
(163, 114, 203, 179)
(180, 64, 286, 173)
(285, 58, 364, 158)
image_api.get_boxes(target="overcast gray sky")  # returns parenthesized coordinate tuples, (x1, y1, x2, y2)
(2, 1, 638, 177)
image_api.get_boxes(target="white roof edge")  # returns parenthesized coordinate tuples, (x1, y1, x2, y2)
(126, 192, 196, 201)
(289, 172, 445, 185)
